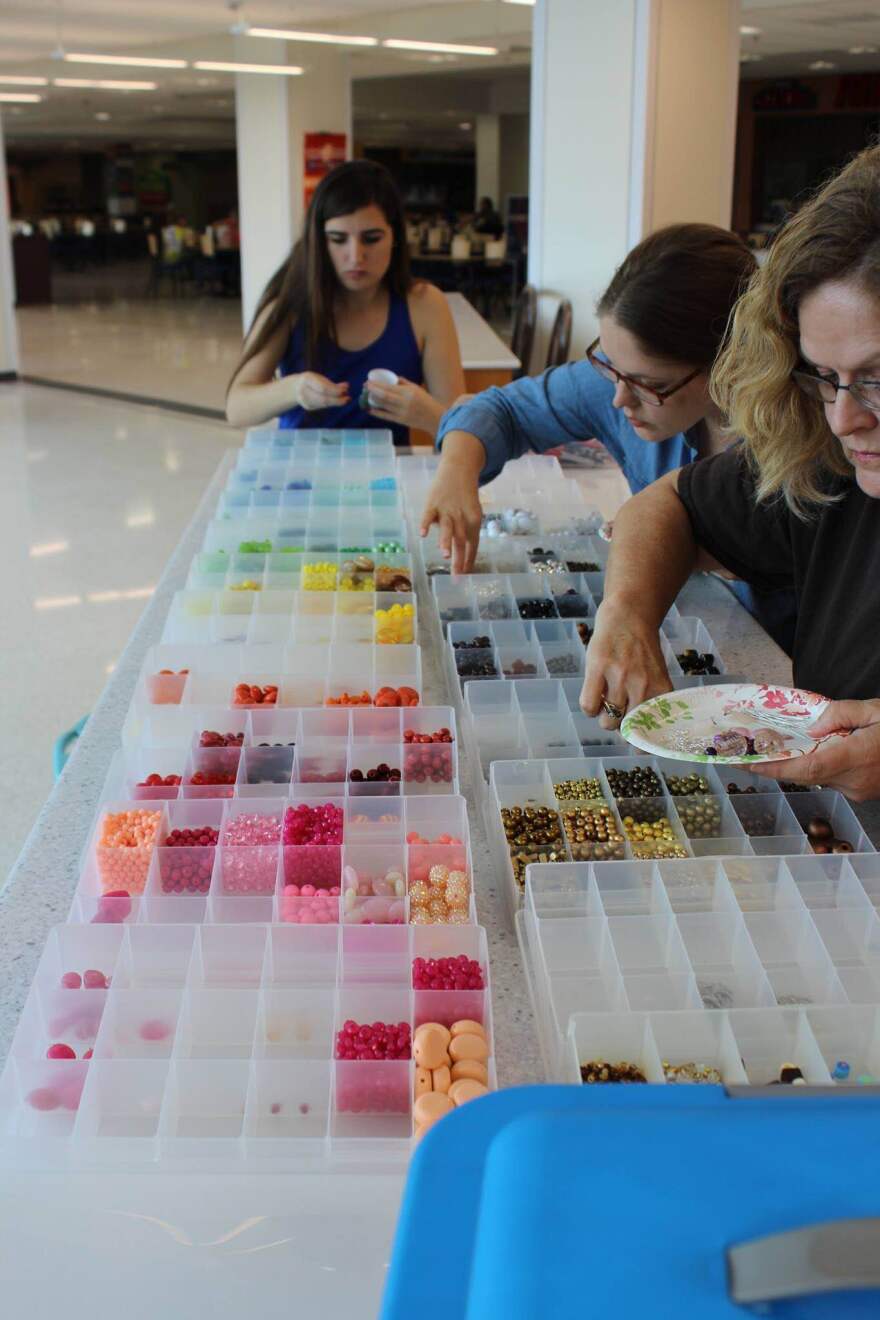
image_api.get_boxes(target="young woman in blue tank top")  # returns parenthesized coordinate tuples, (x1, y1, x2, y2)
(227, 160, 464, 445)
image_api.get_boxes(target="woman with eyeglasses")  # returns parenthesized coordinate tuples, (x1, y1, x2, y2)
(420, 223, 795, 652)
(581, 143, 880, 801)
(227, 159, 464, 444)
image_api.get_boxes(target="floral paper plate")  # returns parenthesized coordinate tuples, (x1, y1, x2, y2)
(620, 683, 831, 765)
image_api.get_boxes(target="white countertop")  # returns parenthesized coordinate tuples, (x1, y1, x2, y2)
(445, 292, 520, 372)
(3, 451, 877, 1318)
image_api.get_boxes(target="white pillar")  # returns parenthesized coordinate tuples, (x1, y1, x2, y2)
(475, 113, 501, 211)
(0, 111, 20, 375)
(234, 38, 294, 332)
(528, 0, 740, 364)
(286, 48, 352, 243)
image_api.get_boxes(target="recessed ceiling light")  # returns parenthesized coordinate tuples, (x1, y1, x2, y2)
(65, 53, 188, 69)
(0, 75, 48, 86)
(808, 60, 836, 70)
(739, 25, 762, 36)
(739, 53, 763, 63)
(0, 92, 42, 102)
(459, 121, 473, 130)
(95, 111, 111, 121)
(383, 39, 498, 56)
(248, 27, 378, 47)
(53, 78, 158, 90)
(196, 77, 218, 85)
(502, 0, 535, 5)
(193, 61, 303, 76)
(849, 45, 878, 54)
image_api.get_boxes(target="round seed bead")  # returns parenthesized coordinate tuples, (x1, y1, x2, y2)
(375, 602, 415, 644)
(580, 1060, 647, 1084)
(553, 778, 604, 803)
(97, 808, 162, 895)
(606, 767, 663, 799)
(302, 561, 338, 591)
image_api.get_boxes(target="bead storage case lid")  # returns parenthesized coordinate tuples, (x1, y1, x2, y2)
(0, 921, 495, 1172)
(381, 1087, 880, 1320)
(516, 851, 880, 1087)
(0, 429, 497, 1175)
(487, 755, 874, 920)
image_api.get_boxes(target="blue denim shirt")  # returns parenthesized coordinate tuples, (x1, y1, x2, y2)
(436, 361, 796, 654)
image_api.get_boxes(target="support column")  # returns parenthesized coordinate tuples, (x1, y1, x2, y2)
(0, 110, 20, 376)
(528, 0, 740, 365)
(475, 113, 501, 211)
(286, 47, 352, 242)
(234, 38, 294, 332)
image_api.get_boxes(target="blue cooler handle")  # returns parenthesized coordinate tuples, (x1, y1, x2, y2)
(728, 1218, 880, 1304)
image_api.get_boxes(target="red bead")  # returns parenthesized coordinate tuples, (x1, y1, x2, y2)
(47, 1043, 76, 1060)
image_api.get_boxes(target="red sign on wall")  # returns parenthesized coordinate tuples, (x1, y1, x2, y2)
(304, 132, 348, 209)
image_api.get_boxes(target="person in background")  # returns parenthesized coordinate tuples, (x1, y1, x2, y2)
(472, 196, 504, 240)
(420, 222, 797, 654)
(580, 143, 880, 801)
(226, 160, 464, 444)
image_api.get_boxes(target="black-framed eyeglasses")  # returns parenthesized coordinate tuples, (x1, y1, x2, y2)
(586, 337, 702, 407)
(791, 367, 880, 415)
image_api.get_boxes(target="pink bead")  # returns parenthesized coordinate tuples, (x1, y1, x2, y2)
(140, 1019, 171, 1042)
(301, 884, 315, 897)
(27, 1087, 59, 1111)
(83, 970, 107, 989)
(61, 972, 82, 990)
(46, 1043, 76, 1060)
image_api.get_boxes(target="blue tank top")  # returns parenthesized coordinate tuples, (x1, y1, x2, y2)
(277, 290, 424, 445)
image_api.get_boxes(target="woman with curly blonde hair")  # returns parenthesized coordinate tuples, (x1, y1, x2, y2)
(581, 141, 880, 801)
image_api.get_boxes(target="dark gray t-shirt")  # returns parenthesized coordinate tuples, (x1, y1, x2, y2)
(677, 447, 877, 699)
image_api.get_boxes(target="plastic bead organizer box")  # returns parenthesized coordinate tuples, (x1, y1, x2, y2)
(2, 431, 879, 1178)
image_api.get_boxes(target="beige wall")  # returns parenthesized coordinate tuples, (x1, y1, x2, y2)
(645, 0, 740, 232)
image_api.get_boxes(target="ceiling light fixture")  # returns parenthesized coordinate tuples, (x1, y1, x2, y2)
(64, 53, 188, 69)
(193, 61, 303, 75)
(849, 45, 878, 54)
(382, 39, 498, 56)
(0, 92, 42, 102)
(95, 111, 111, 120)
(0, 75, 48, 86)
(739, 25, 762, 36)
(248, 27, 378, 46)
(808, 59, 836, 70)
(739, 53, 763, 63)
(502, 1, 536, 5)
(54, 78, 158, 90)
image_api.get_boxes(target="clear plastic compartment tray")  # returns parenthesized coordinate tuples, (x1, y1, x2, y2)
(487, 755, 874, 918)
(0, 921, 495, 1171)
(515, 851, 880, 1079)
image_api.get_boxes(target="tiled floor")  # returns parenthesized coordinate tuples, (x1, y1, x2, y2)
(0, 382, 242, 885)
(17, 296, 243, 413)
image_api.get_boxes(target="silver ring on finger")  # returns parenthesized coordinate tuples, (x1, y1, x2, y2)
(602, 699, 626, 721)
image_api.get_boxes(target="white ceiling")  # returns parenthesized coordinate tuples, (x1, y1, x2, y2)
(1, 0, 879, 150)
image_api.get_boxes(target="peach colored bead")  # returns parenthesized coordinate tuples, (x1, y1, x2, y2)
(413, 1091, 454, 1126)
(450, 1019, 487, 1040)
(415, 1067, 432, 1098)
(451, 1059, 489, 1086)
(432, 1065, 451, 1094)
(449, 1078, 489, 1106)
(413, 1023, 451, 1070)
(449, 1032, 489, 1063)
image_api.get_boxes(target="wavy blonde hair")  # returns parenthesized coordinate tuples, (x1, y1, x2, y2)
(711, 142, 880, 515)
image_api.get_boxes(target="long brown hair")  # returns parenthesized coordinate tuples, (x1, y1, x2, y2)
(597, 223, 756, 368)
(229, 159, 413, 389)
(712, 143, 880, 514)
